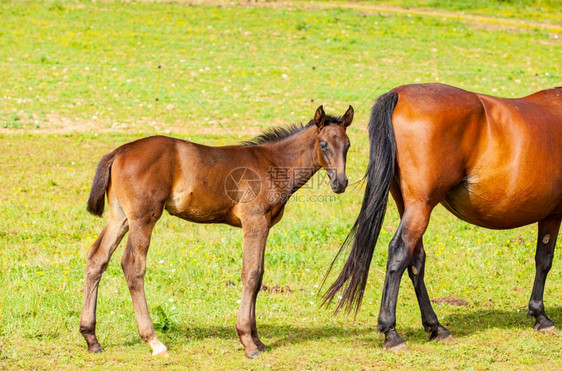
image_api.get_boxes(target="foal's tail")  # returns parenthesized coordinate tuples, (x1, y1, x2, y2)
(322, 91, 398, 314)
(87, 152, 116, 217)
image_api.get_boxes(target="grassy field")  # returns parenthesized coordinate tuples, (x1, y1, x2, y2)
(1, 0, 561, 369)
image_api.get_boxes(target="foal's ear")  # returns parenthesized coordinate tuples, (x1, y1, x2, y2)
(314, 105, 326, 130)
(342, 105, 354, 128)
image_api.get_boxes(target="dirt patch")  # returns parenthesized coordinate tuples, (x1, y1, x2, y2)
(214, 1, 562, 32)
(260, 284, 294, 294)
(138, 1, 561, 32)
(431, 295, 468, 306)
(510, 236, 528, 245)
(0, 113, 266, 137)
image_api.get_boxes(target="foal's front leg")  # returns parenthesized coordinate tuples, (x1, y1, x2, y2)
(236, 216, 269, 358)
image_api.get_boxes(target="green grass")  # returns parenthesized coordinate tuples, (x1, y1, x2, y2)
(0, 0, 561, 369)
(1, 0, 560, 133)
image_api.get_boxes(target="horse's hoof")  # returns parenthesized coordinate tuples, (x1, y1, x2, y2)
(89, 347, 103, 353)
(537, 325, 557, 334)
(437, 334, 456, 344)
(382, 329, 407, 351)
(534, 321, 556, 332)
(246, 350, 262, 359)
(430, 327, 455, 344)
(384, 342, 409, 352)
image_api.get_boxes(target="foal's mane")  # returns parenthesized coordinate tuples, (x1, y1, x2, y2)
(243, 115, 342, 146)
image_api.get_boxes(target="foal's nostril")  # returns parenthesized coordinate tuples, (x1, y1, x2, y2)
(337, 177, 348, 189)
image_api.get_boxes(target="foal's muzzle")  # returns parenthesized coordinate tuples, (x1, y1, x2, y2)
(331, 175, 348, 194)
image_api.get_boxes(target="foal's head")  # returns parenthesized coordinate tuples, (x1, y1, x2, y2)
(313, 105, 353, 194)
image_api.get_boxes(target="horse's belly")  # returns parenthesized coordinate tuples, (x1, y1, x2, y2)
(442, 178, 560, 229)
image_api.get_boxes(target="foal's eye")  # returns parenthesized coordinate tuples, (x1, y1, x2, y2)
(320, 140, 328, 150)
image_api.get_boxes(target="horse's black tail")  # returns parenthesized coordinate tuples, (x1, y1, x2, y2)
(322, 91, 398, 314)
(87, 152, 116, 217)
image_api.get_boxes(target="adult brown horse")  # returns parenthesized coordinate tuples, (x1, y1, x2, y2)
(80, 105, 353, 358)
(324, 83, 562, 350)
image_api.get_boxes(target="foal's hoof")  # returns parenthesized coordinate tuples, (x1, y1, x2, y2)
(88, 347, 103, 353)
(257, 342, 267, 352)
(384, 342, 409, 352)
(153, 349, 169, 357)
(246, 349, 262, 359)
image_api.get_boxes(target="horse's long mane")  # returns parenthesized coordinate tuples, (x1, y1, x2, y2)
(243, 115, 341, 146)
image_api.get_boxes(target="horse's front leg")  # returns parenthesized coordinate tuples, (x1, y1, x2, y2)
(236, 216, 269, 358)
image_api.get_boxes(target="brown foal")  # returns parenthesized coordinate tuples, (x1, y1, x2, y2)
(80, 105, 353, 358)
(325, 83, 562, 350)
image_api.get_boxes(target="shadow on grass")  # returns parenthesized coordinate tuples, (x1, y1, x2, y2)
(436, 305, 562, 337)
(156, 322, 380, 351)
(151, 306, 562, 351)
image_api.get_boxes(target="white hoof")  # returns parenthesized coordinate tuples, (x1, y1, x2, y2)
(150, 338, 168, 356)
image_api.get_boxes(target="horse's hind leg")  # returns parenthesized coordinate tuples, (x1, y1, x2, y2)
(378, 202, 432, 350)
(80, 207, 128, 352)
(528, 215, 560, 332)
(408, 241, 452, 342)
(121, 210, 168, 356)
(389, 181, 451, 344)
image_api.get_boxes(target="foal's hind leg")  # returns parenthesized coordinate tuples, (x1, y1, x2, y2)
(121, 210, 168, 356)
(408, 241, 452, 342)
(527, 215, 561, 332)
(80, 208, 128, 352)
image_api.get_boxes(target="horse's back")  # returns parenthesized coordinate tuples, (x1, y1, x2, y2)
(390, 83, 562, 228)
(521, 86, 562, 109)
